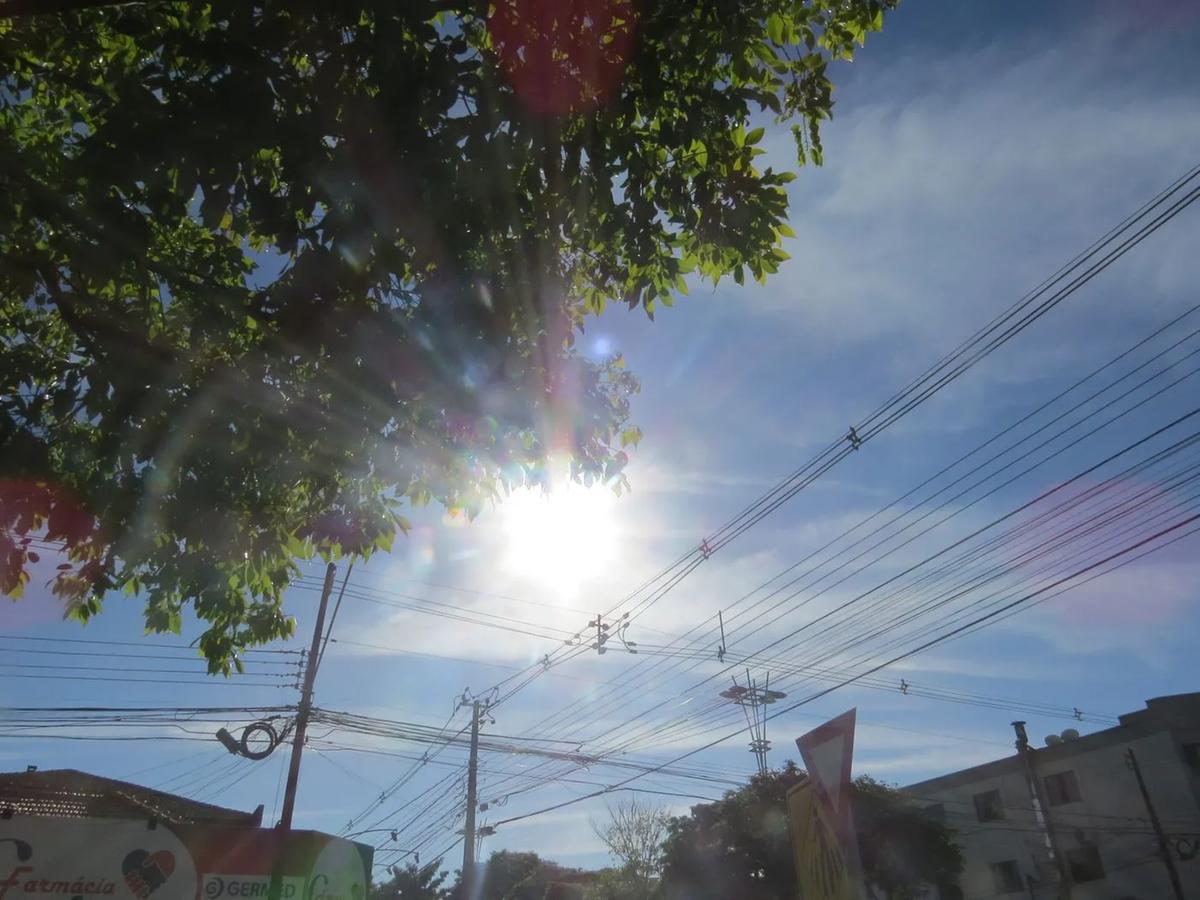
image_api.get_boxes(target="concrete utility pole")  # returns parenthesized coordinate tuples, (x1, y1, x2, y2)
(461, 700, 482, 894)
(1012, 721, 1072, 899)
(1126, 747, 1186, 900)
(280, 562, 337, 830)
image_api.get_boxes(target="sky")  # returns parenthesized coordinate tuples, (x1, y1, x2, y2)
(4, 0, 1200, 880)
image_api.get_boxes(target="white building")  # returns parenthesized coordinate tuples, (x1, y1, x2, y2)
(904, 692, 1200, 899)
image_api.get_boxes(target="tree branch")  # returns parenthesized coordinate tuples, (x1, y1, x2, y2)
(0, 0, 149, 18)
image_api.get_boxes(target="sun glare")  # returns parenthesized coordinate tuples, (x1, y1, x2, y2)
(500, 483, 618, 595)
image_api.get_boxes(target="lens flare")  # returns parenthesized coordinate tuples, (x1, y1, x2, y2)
(500, 482, 617, 595)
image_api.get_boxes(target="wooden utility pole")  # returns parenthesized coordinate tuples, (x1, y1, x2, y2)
(1126, 747, 1186, 900)
(279, 562, 336, 830)
(461, 700, 482, 894)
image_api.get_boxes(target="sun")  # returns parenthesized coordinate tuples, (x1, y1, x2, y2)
(500, 482, 618, 595)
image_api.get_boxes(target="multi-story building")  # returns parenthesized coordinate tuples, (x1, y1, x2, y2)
(904, 692, 1200, 899)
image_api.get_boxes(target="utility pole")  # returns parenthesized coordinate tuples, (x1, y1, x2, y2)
(279, 562, 337, 830)
(1012, 722, 1071, 899)
(462, 700, 482, 895)
(1126, 747, 1186, 900)
(462, 702, 482, 890)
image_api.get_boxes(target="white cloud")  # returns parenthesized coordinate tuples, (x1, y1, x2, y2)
(981, 558, 1200, 661)
(889, 653, 1067, 681)
(288, 15, 1200, 852)
(863, 746, 1001, 780)
(485, 807, 607, 860)
(742, 22, 1200, 368)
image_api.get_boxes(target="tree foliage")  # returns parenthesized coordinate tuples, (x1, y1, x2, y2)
(852, 775, 964, 899)
(475, 850, 544, 900)
(450, 850, 594, 900)
(0, 0, 896, 668)
(372, 861, 452, 900)
(658, 763, 962, 900)
(580, 868, 649, 900)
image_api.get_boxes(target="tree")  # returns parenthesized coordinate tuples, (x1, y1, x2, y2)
(590, 797, 669, 894)
(449, 850, 594, 900)
(658, 762, 962, 900)
(580, 868, 647, 900)
(372, 861, 452, 900)
(487, 851, 544, 900)
(853, 775, 964, 900)
(0, 0, 897, 669)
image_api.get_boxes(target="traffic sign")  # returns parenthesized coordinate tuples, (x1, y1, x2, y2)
(795, 708, 856, 823)
(791, 710, 866, 900)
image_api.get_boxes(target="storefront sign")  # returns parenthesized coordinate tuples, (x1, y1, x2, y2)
(0, 819, 370, 900)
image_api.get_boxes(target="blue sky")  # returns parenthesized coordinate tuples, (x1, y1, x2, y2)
(4, 0, 1200, 878)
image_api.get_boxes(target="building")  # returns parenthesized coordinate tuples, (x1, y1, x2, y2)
(905, 692, 1200, 899)
(0, 768, 373, 900)
(0, 767, 263, 825)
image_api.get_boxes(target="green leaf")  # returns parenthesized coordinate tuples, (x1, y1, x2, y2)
(766, 13, 785, 44)
(0, 0, 894, 670)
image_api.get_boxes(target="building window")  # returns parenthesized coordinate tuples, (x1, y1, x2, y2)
(1067, 845, 1105, 882)
(1044, 770, 1082, 805)
(1183, 742, 1200, 774)
(973, 788, 1004, 822)
(990, 860, 1023, 894)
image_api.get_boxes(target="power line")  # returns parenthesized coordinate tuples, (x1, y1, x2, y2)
(477, 345, 1200, 796)
(486, 509, 1200, 831)
(0, 643, 299, 666)
(0, 672, 291, 687)
(335, 162, 1200, 849)
(0, 633, 299, 654)
(472, 167, 1200, 743)
(294, 581, 574, 643)
(463, 412, 1200, 830)
(585, 436, 1195, 763)
(0, 662, 293, 677)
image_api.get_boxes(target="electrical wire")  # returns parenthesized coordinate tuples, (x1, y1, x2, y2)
(458, 412, 1200, 835)
(471, 170, 1200, 744)
(318, 161, 1200, 849)
(465, 343, 1200, 796)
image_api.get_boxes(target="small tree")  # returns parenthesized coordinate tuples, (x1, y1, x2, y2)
(591, 797, 670, 893)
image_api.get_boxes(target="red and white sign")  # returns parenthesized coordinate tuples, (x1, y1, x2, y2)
(0, 819, 370, 900)
(795, 709, 856, 823)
